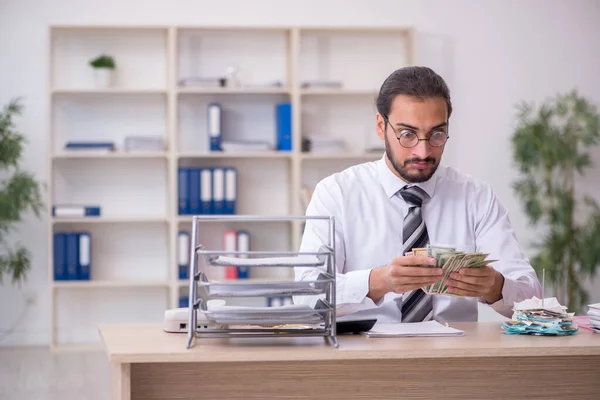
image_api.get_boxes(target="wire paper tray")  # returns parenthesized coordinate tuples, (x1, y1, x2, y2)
(198, 250, 330, 267)
(196, 273, 333, 298)
(185, 215, 338, 349)
(201, 302, 333, 325)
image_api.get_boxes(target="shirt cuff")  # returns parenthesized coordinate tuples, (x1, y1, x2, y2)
(482, 275, 520, 318)
(335, 268, 383, 317)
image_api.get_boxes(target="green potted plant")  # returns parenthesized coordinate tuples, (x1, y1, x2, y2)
(511, 89, 600, 314)
(89, 54, 116, 88)
(0, 98, 45, 285)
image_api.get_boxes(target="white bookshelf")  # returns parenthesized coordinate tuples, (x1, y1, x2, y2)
(47, 24, 414, 349)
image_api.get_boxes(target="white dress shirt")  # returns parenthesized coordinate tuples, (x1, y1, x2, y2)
(294, 154, 542, 323)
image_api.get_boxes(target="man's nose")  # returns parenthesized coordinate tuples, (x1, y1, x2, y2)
(411, 139, 431, 158)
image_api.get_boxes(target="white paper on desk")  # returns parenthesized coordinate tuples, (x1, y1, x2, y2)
(588, 303, 600, 311)
(212, 255, 322, 266)
(363, 321, 464, 338)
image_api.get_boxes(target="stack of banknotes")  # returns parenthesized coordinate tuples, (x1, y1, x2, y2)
(406, 244, 498, 296)
(501, 297, 579, 336)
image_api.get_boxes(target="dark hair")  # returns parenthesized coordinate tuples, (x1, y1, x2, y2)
(376, 66, 452, 119)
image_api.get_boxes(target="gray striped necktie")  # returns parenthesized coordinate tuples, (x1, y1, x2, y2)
(398, 185, 433, 322)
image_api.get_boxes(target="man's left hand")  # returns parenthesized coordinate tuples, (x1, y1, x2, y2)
(445, 265, 504, 303)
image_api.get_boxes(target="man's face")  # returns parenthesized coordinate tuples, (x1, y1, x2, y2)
(376, 94, 448, 183)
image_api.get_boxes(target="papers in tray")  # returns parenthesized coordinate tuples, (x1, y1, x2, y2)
(209, 255, 324, 267)
(362, 320, 464, 338)
(203, 303, 328, 325)
(202, 281, 328, 297)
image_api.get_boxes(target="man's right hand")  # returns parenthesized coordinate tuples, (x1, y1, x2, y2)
(367, 256, 443, 303)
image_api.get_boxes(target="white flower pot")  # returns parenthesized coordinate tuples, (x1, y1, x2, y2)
(93, 68, 114, 88)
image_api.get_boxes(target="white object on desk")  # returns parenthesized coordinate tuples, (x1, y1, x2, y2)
(363, 320, 464, 338)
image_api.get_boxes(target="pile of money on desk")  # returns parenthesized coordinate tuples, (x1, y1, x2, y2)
(502, 297, 578, 336)
(407, 245, 498, 296)
(588, 303, 600, 334)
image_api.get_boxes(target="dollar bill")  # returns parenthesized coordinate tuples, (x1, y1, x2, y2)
(408, 244, 499, 296)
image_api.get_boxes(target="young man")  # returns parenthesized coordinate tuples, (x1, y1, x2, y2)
(294, 66, 542, 323)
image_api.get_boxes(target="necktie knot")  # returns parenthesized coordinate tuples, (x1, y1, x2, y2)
(398, 185, 428, 208)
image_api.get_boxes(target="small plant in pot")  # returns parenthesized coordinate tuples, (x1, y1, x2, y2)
(89, 54, 116, 88)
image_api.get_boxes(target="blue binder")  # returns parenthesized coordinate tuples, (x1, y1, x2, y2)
(237, 230, 250, 279)
(65, 233, 78, 280)
(179, 296, 189, 308)
(208, 103, 222, 151)
(224, 167, 237, 215)
(276, 103, 292, 151)
(178, 231, 190, 280)
(53, 233, 67, 281)
(77, 232, 91, 280)
(178, 167, 190, 215)
(212, 168, 225, 215)
(188, 168, 200, 215)
(200, 168, 213, 214)
(52, 205, 101, 217)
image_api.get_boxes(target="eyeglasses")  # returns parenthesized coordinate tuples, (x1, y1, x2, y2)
(384, 116, 449, 148)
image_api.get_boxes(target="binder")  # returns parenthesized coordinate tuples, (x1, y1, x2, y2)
(52, 205, 101, 218)
(65, 233, 78, 280)
(224, 167, 237, 215)
(53, 232, 67, 280)
(200, 168, 213, 214)
(223, 230, 238, 280)
(212, 168, 225, 215)
(178, 167, 190, 215)
(179, 296, 189, 308)
(276, 102, 292, 151)
(236, 230, 250, 279)
(77, 232, 91, 280)
(208, 103, 222, 151)
(188, 168, 200, 215)
(178, 231, 190, 280)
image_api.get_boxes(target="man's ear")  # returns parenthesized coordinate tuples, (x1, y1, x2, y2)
(376, 113, 386, 140)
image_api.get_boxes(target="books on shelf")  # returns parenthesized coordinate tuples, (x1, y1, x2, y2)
(53, 231, 91, 281)
(178, 166, 237, 215)
(276, 102, 292, 151)
(53, 205, 101, 218)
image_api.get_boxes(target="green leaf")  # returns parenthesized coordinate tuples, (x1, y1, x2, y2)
(0, 245, 31, 285)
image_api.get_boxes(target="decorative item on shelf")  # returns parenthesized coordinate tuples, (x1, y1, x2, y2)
(53, 231, 91, 281)
(89, 54, 116, 88)
(0, 98, 45, 285)
(178, 166, 237, 216)
(224, 65, 241, 87)
(511, 90, 600, 315)
(52, 204, 101, 218)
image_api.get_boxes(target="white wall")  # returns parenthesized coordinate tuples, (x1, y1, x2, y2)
(1, 0, 600, 345)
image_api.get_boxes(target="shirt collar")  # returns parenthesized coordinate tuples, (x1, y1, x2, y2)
(376, 153, 438, 199)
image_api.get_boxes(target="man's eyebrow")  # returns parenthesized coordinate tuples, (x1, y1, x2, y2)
(395, 122, 448, 130)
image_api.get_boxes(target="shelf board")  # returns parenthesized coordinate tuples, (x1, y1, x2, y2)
(300, 152, 383, 160)
(52, 216, 168, 224)
(53, 151, 168, 159)
(52, 280, 170, 288)
(52, 88, 167, 95)
(300, 88, 379, 96)
(178, 151, 292, 159)
(178, 86, 290, 95)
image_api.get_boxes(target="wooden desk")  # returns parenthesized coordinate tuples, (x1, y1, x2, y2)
(100, 322, 600, 400)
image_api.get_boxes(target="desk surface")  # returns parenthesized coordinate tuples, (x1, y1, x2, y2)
(99, 322, 600, 364)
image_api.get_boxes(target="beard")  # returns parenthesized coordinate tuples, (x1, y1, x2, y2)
(384, 133, 440, 183)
